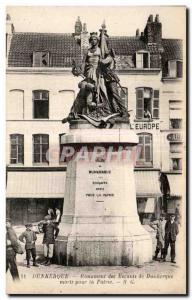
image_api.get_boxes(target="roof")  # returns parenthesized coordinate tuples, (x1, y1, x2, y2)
(8, 32, 82, 67)
(108, 36, 146, 55)
(162, 39, 183, 60)
(8, 32, 183, 68)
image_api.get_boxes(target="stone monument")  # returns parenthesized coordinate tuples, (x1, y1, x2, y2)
(55, 22, 152, 266)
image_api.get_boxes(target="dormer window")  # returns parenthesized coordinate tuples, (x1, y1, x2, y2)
(168, 60, 182, 78)
(136, 51, 150, 68)
(33, 51, 49, 67)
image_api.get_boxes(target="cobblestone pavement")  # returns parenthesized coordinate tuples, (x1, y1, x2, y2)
(6, 225, 182, 294)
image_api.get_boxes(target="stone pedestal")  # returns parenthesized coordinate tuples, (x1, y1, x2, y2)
(55, 122, 152, 266)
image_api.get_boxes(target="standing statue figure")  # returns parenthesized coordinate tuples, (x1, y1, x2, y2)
(62, 22, 129, 128)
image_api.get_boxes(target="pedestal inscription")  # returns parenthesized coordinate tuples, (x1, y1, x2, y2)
(55, 129, 153, 266)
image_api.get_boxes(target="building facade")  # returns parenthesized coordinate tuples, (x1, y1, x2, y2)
(6, 14, 185, 225)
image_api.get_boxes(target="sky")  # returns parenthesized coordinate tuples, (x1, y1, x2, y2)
(6, 6, 186, 39)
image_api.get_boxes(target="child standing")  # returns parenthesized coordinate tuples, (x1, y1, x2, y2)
(19, 224, 38, 268)
(42, 215, 59, 266)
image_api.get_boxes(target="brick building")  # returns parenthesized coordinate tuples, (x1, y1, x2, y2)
(6, 14, 185, 225)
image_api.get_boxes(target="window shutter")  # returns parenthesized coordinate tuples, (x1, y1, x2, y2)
(168, 60, 177, 77)
(152, 90, 159, 119)
(33, 52, 42, 67)
(41, 52, 49, 66)
(145, 134, 152, 163)
(138, 135, 144, 160)
(136, 53, 143, 68)
(177, 61, 182, 78)
(136, 89, 144, 119)
(145, 145, 151, 162)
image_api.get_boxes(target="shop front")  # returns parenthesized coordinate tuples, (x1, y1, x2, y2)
(135, 170, 162, 224)
(166, 173, 182, 224)
(6, 170, 66, 225)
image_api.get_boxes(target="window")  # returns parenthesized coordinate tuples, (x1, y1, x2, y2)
(33, 51, 49, 67)
(168, 60, 183, 78)
(58, 90, 75, 119)
(171, 158, 182, 171)
(170, 141, 182, 171)
(136, 88, 159, 119)
(118, 87, 128, 108)
(169, 101, 182, 129)
(136, 51, 150, 68)
(10, 134, 24, 164)
(7, 90, 24, 120)
(136, 133, 153, 166)
(170, 142, 182, 154)
(33, 90, 49, 119)
(33, 134, 49, 164)
(170, 119, 182, 129)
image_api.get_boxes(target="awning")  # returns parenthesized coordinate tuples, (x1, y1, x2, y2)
(6, 171, 66, 198)
(134, 170, 161, 196)
(167, 174, 183, 197)
(137, 197, 155, 213)
(169, 109, 181, 119)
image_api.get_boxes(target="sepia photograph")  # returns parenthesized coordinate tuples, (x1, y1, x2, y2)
(5, 5, 186, 295)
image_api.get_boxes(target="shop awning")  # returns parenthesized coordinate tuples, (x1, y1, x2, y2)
(137, 197, 155, 213)
(169, 109, 182, 119)
(134, 170, 161, 196)
(6, 171, 66, 198)
(167, 174, 183, 197)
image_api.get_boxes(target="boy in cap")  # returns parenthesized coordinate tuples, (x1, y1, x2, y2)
(19, 223, 38, 268)
(42, 215, 59, 266)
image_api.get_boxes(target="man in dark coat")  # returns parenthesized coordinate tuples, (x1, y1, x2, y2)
(6, 218, 23, 280)
(19, 223, 38, 268)
(163, 214, 179, 263)
(41, 215, 59, 266)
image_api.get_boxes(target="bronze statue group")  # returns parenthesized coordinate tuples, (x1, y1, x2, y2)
(62, 22, 129, 128)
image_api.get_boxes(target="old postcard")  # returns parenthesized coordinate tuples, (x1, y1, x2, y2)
(6, 6, 187, 294)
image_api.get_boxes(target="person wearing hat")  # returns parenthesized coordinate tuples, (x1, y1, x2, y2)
(150, 213, 166, 260)
(41, 215, 59, 266)
(163, 214, 179, 263)
(6, 218, 23, 280)
(19, 223, 38, 268)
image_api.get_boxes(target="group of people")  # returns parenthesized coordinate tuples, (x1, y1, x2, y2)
(150, 213, 179, 263)
(6, 207, 61, 280)
(6, 209, 180, 281)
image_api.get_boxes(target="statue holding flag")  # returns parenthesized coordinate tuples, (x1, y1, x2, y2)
(62, 22, 129, 128)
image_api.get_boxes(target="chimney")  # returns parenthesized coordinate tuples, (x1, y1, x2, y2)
(74, 16, 82, 36)
(6, 14, 14, 59)
(80, 23, 89, 56)
(144, 14, 162, 44)
(155, 14, 160, 23)
(136, 29, 140, 37)
(148, 14, 153, 23)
